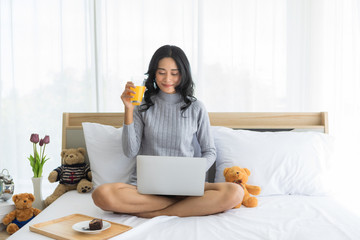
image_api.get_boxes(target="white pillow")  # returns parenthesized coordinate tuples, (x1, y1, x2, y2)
(212, 126, 333, 196)
(82, 122, 135, 187)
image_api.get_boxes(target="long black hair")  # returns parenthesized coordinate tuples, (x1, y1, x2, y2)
(139, 45, 196, 112)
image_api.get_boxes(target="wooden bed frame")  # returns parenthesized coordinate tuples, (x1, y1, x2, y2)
(61, 112, 328, 182)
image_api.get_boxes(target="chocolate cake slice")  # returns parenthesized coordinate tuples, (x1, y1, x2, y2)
(89, 218, 103, 230)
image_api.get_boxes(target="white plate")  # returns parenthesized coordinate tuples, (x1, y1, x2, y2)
(72, 220, 111, 234)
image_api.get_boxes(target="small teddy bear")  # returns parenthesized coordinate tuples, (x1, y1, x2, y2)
(44, 148, 93, 207)
(223, 166, 261, 208)
(2, 193, 41, 235)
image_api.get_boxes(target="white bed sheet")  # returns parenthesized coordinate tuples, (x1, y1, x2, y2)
(7, 191, 360, 240)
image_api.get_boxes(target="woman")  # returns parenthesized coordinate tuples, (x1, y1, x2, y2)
(92, 45, 244, 218)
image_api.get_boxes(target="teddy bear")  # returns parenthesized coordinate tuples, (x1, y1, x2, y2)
(2, 193, 41, 235)
(44, 147, 93, 207)
(223, 166, 261, 208)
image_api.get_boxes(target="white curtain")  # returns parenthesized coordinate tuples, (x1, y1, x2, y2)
(95, 0, 288, 112)
(1, 0, 359, 210)
(0, 0, 98, 194)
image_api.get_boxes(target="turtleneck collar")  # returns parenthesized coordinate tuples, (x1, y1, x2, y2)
(157, 90, 183, 104)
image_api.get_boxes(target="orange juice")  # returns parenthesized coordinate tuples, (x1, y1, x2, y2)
(130, 86, 146, 105)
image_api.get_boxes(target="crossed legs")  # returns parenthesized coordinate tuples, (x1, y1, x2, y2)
(92, 182, 244, 218)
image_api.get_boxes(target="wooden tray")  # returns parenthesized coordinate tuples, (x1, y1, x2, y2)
(29, 213, 132, 240)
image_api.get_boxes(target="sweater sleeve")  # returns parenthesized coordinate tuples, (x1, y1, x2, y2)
(122, 107, 144, 158)
(195, 101, 217, 170)
(54, 166, 63, 182)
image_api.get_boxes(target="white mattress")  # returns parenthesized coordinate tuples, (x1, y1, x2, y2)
(7, 191, 360, 240)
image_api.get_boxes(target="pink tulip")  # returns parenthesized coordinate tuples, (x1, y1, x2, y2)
(43, 135, 50, 144)
(39, 139, 44, 146)
(30, 134, 39, 144)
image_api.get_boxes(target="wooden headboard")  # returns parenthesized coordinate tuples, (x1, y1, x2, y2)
(62, 111, 328, 150)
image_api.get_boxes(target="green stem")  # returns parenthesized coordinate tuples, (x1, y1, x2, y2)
(33, 143, 36, 160)
(42, 144, 46, 164)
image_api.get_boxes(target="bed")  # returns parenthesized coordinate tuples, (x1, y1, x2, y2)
(8, 112, 360, 240)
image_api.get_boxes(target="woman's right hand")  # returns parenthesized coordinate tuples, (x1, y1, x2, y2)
(121, 81, 136, 111)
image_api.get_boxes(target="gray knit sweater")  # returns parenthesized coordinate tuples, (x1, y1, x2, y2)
(122, 91, 216, 183)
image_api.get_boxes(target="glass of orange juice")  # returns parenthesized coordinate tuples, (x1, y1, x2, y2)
(130, 75, 147, 105)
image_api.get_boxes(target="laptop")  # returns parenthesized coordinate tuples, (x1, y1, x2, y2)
(136, 155, 207, 196)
